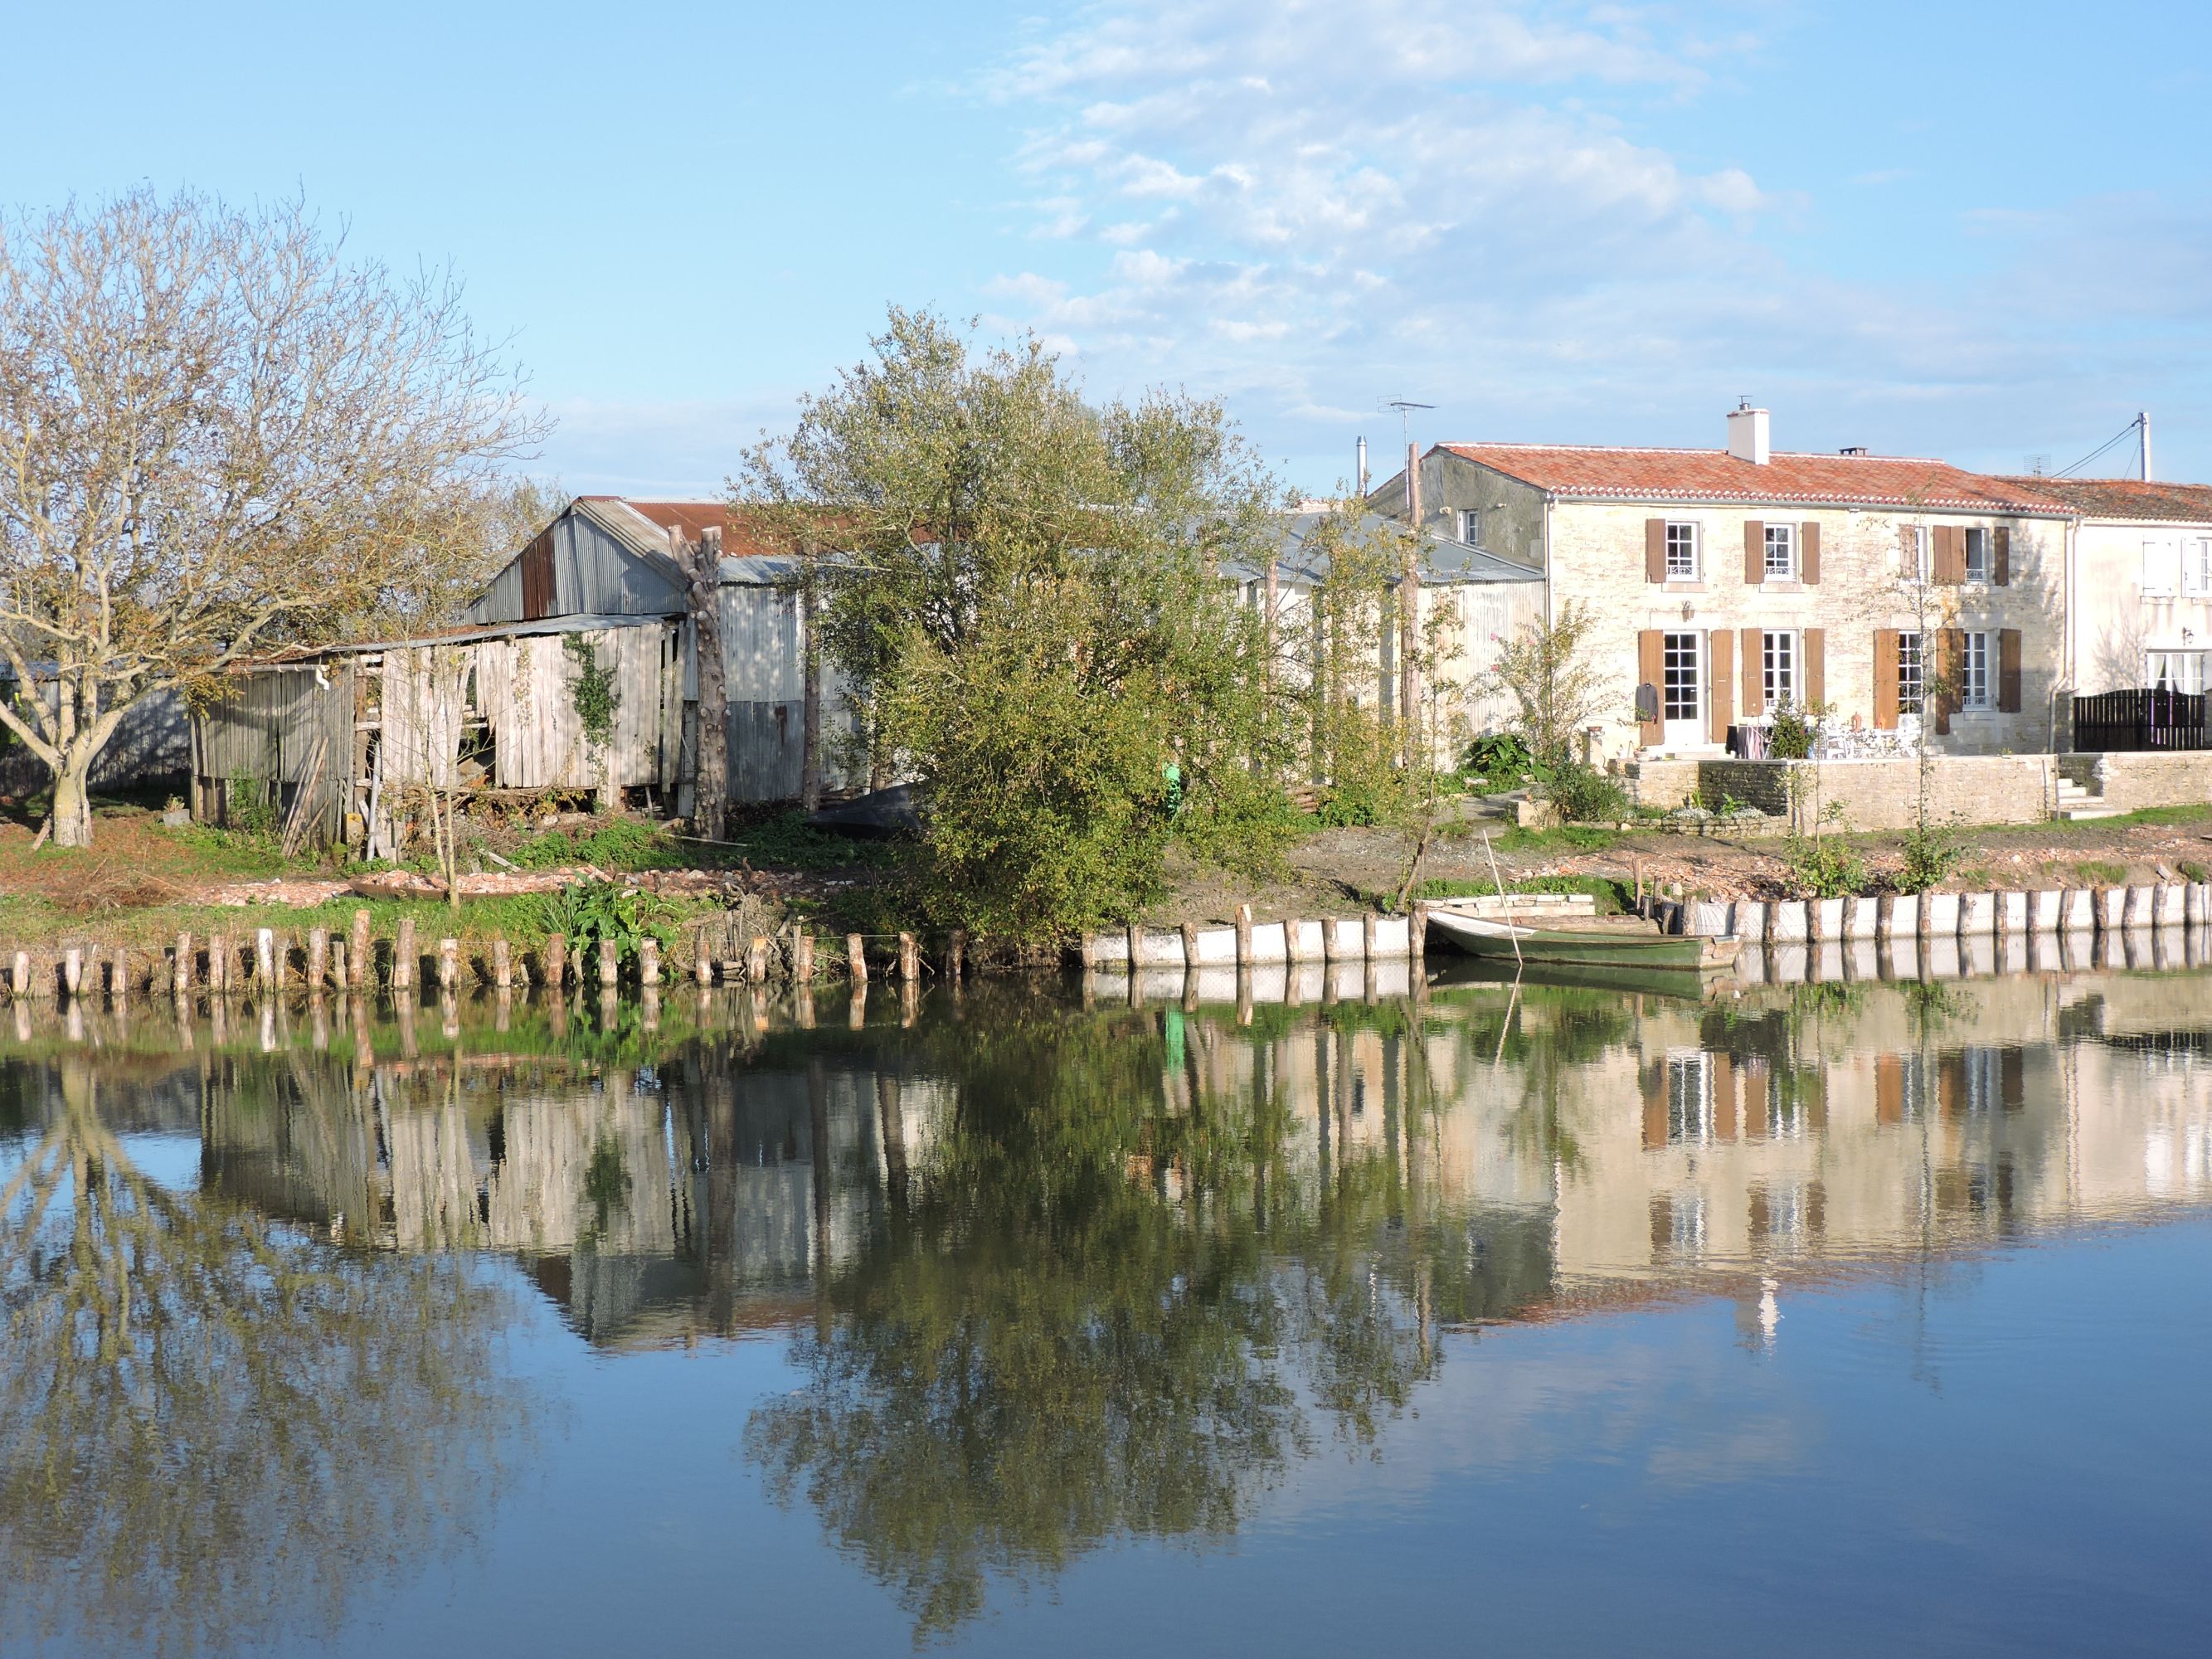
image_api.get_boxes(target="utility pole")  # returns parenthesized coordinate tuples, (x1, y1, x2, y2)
(687, 523, 728, 839)
(2141, 411, 2153, 482)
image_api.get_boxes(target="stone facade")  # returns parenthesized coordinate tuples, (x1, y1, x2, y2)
(2084, 751, 2212, 813)
(1691, 755, 2059, 832)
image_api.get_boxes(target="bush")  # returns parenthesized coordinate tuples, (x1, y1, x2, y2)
(1897, 819, 1971, 893)
(1462, 733, 1536, 785)
(1786, 830, 1865, 899)
(1768, 700, 1816, 761)
(1543, 762, 1627, 824)
(1314, 781, 1384, 828)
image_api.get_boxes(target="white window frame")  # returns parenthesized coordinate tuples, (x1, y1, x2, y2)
(2143, 538, 2179, 598)
(1665, 520, 1699, 580)
(1459, 508, 1480, 546)
(1960, 630, 1992, 711)
(1763, 629, 1799, 711)
(1901, 524, 1932, 584)
(2185, 538, 2212, 599)
(1898, 631, 1924, 714)
(2146, 650, 2207, 693)
(1763, 522, 1796, 581)
(1963, 527, 1993, 584)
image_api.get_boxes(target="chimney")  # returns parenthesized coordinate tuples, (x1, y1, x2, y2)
(1727, 401, 1770, 465)
(1356, 436, 1369, 497)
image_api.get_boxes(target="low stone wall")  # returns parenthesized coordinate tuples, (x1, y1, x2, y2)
(1625, 758, 1700, 811)
(1692, 755, 2058, 833)
(2086, 752, 2212, 813)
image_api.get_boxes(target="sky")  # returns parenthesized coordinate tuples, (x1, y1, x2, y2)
(9, 1, 2210, 497)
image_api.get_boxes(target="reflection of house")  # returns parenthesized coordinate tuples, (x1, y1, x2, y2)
(1372, 407, 2073, 758)
(1991, 476, 2212, 698)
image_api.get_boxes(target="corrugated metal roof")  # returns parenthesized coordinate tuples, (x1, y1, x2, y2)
(1223, 512, 1540, 587)
(229, 612, 671, 669)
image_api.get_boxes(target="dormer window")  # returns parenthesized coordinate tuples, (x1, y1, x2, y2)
(1459, 508, 1480, 545)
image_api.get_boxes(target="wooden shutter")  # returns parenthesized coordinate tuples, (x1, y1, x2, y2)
(1709, 628, 1733, 742)
(1933, 525, 1965, 585)
(1898, 522, 1919, 575)
(1803, 628, 1826, 709)
(1998, 627, 2022, 713)
(1637, 630, 1665, 747)
(1645, 518, 1667, 583)
(1993, 526, 2011, 586)
(1712, 1054, 1738, 1141)
(1933, 628, 1962, 734)
(1743, 519, 1766, 585)
(1875, 1053, 1904, 1124)
(1873, 628, 1900, 729)
(1740, 626, 1763, 718)
(2001, 1048, 2025, 1112)
(1800, 521, 1821, 584)
(1641, 1063, 1668, 1150)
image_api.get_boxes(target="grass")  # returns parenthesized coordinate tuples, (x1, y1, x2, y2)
(2073, 859, 2128, 886)
(1414, 873, 1632, 914)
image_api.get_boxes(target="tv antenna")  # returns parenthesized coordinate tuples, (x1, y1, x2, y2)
(1380, 397, 1432, 450)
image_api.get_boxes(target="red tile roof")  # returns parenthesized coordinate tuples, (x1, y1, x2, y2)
(1988, 475, 2212, 523)
(1437, 444, 2072, 514)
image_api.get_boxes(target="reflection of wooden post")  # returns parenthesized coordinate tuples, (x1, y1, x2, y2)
(808, 1059, 834, 1340)
(877, 1073, 908, 1206)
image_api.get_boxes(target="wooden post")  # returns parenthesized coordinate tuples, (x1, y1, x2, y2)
(493, 936, 513, 990)
(1125, 922, 1144, 973)
(744, 935, 768, 983)
(694, 931, 713, 985)
(570, 941, 585, 986)
(685, 526, 729, 840)
(639, 937, 660, 986)
(1362, 912, 1378, 961)
(329, 937, 348, 991)
(545, 932, 566, 990)
(437, 937, 459, 990)
(793, 932, 815, 983)
(174, 932, 192, 995)
(394, 917, 416, 989)
(846, 933, 868, 984)
(62, 947, 82, 998)
(946, 929, 965, 980)
(898, 932, 919, 983)
(1284, 917, 1305, 966)
(208, 932, 228, 994)
(11, 950, 29, 1000)
(350, 910, 371, 989)
(255, 927, 275, 986)
(1179, 922, 1199, 974)
(1235, 903, 1253, 967)
(1411, 901, 1429, 964)
(598, 938, 620, 987)
(308, 927, 328, 990)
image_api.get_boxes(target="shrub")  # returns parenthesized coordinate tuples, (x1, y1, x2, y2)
(1463, 732, 1536, 784)
(1786, 818, 1866, 899)
(1544, 762, 1627, 825)
(1314, 781, 1384, 828)
(1768, 699, 1816, 761)
(1897, 819, 1971, 893)
(226, 770, 280, 841)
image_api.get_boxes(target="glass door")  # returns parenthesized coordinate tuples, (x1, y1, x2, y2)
(1662, 631, 1704, 748)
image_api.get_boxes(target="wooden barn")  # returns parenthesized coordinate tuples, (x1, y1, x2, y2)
(189, 614, 681, 852)
(468, 495, 863, 803)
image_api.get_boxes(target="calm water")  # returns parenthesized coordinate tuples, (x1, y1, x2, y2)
(2, 966, 2209, 1656)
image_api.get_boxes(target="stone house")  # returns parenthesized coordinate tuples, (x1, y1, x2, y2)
(1991, 475, 2212, 698)
(1373, 407, 2074, 761)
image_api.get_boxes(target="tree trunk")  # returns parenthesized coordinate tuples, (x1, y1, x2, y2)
(688, 530, 728, 839)
(799, 557, 824, 812)
(49, 762, 94, 848)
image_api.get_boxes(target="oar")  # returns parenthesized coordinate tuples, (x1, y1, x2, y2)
(1480, 830, 1523, 972)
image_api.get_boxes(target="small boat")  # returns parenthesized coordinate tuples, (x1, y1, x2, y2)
(1426, 907, 1741, 973)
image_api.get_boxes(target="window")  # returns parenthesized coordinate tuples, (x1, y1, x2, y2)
(2185, 538, 2212, 598)
(1763, 630, 1797, 709)
(1665, 1053, 1714, 1144)
(1964, 528, 1994, 583)
(2147, 650, 2207, 693)
(1960, 631, 1991, 710)
(1459, 508, 1481, 546)
(1898, 631, 1924, 714)
(1763, 522, 1796, 580)
(2144, 539, 2179, 598)
(1662, 633, 1701, 721)
(1902, 525, 1931, 583)
(1665, 520, 1699, 579)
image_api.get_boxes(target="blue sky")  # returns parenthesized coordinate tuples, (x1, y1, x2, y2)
(12, 1, 2210, 495)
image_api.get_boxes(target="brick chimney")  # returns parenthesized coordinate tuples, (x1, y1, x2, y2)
(1727, 401, 1770, 465)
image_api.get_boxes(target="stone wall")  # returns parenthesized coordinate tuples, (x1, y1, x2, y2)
(2090, 752, 2212, 812)
(1692, 754, 2059, 832)
(1625, 757, 1700, 810)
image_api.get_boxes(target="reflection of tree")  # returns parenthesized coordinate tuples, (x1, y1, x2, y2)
(746, 1002, 1447, 1640)
(0, 1054, 521, 1657)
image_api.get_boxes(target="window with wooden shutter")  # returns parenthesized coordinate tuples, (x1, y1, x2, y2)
(1933, 629, 1963, 734)
(1637, 630, 1665, 747)
(1800, 522, 1821, 584)
(1934, 526, 1966, 585)
(1709, 629, 1733, 742)
(1743, 520, 1765, 585)
(1645, 518, 1666, 583)
(1739, 625, 1762, 718)
(1803, 628, 1826, 709)
(1873, 628, 1900, 729)
(1998, 628, 2022, 713)
(1993, 527, 2011, 586)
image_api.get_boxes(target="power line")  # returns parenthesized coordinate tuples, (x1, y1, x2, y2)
(2055, 416, 2142, 479)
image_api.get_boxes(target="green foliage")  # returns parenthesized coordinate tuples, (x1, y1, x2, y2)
(225, 771, 279, 841)
(530, 879, 683, 966)
(2180, 860, 2209, 883)
(1767, 698, 1818, 761)
(727, 810, 902, 872)
(1463, 732, 1534, 782)
(1784, 806, 1867, 900)
(1314, 781, 1385, 828)
(562, 635, 620, 751)
(506, 819, 690, 872)
(2073, 859, 2127, 886)
(1898, 818, 1972, 893)
(1416, 873, 1631, 914)
(1543, 761, 1627, 825)
(1480, 597, 1611, 772)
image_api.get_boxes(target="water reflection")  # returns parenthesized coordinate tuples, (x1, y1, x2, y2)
(2, 963, 2211, 1646)
(0, 1050, 522, 1657)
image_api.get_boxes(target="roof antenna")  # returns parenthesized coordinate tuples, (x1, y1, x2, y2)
(1380, 397, 1433, 454)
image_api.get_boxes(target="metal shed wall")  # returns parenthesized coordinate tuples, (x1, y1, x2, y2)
(191, 664, 354, 843)
(469, 511, 686, 625)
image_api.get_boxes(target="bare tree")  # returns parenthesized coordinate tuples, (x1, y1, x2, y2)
(0, 188, 545, 845)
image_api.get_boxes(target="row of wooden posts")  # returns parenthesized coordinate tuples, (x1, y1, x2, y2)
(2, 912, 963, 1003)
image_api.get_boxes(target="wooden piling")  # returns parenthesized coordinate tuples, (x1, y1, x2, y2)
(598, 938, 620, 987)
(1283, 917, 1305, 966)
(545, 932, 566, 990)
(1362, 912, 1378, 961)
(1125, 922, 1143, 972)
(639, 937, 660, 986)
(63, 947, 82, 998)
(1234, 903, 1253, 967)
(747, 936, 771, 983)
(350, 910, 371, 989)
(1179, 922, 1199, 972)
(846, 933, 868, 984)
(694, 931, 713, 985)
(493, 937, 513, 990)
(394, 918, 416, 990)
(1410, 901, 1429, 963)
(330, 935, 347, 990)
(898, 932, 919, 983)
(794, 932, 815, 983)
(256, 927, 275, 985)
(946, 929, 965, 980)
(174, 933, 192, 995)
(437, 938, 459, 990)
(208, 932, 228, 994)
(308, 928, 328, 990)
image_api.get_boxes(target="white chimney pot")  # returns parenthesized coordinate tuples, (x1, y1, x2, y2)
(1727, 406, 1771, 466)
